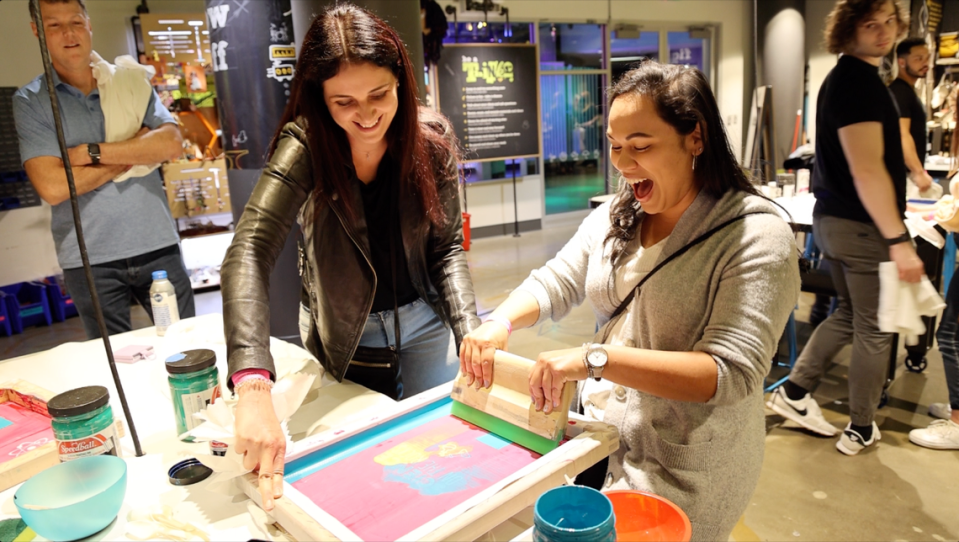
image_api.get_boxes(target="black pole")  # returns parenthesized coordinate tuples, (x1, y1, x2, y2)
(511, 159, 520, 237)
(30, 0, 144, 457)
(445, 5, 458, 43)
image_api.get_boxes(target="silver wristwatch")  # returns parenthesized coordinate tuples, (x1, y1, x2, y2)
(583, 342, 608, 381)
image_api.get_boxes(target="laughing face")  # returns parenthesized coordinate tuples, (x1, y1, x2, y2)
(31, 0, 92, 75)
(323, 62, 400, 149)
(606, 94, 702, 218)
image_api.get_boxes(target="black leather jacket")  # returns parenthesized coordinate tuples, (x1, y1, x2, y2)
(222, 114, 480, 386)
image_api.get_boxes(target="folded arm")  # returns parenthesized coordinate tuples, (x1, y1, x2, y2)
(68, 123, 182, 167)
(24, 156, 128, 206)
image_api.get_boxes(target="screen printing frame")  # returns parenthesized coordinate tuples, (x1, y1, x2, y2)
(237, 384, 619, 541)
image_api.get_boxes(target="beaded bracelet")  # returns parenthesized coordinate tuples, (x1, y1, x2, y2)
(483, 314, 513, 336)
(234, 377, 274, 395)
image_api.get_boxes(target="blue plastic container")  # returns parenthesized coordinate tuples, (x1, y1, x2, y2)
(14, 455, 127, 541)
(534, 485, 616, 542)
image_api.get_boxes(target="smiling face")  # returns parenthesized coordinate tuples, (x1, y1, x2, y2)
(850, 0, 899, 60)
(31, 0, 92, 74)
(607, 94, 702, 218)
(323, 62, 399, 148)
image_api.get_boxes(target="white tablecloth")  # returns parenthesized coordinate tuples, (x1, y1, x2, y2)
(774, 193, 815, 227)
(0, 314, 395, 541)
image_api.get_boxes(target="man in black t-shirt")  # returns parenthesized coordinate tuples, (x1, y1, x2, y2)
(767, 0, 924, 457)
(890, 37, 933, 191)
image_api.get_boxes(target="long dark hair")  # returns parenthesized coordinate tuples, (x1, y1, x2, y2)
(605, 61, 759, 263)
(273, 3, 448, 226)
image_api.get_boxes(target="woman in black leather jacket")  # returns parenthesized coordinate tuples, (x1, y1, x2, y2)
(220, 4, 480, 510)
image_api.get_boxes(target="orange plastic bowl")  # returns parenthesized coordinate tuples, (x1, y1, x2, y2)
(603, 490, 691, 542)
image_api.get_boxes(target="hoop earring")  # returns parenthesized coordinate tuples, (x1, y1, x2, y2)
(692, 155, 697, 171)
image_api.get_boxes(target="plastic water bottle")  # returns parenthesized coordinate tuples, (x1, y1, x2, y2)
(150, 270, 180, 336)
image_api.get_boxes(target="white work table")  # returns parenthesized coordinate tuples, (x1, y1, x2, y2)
(0, 314, 396, 541)
(774, 193, 815, 227)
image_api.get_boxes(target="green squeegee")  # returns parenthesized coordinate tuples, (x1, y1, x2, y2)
(449, 350, 575, 456)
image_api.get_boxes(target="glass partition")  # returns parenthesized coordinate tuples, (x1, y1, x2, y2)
(539, 23, 605, 71)
(667, 31, 710, 80)
(610, 31, 659, 82)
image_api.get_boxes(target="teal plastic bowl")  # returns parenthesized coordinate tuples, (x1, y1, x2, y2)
(14, 455, 127, 541)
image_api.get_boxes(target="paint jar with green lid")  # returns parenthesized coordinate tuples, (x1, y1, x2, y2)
(166, 349, 221, 441)
(48, 385, 120, 462)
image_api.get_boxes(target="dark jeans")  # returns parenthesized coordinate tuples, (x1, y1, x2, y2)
(344, 298, 457, 400)
(935, 236, 959, 411)
(62, 244, 195, 339)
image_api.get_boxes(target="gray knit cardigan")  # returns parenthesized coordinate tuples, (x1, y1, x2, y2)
(517, 189, 800, 541)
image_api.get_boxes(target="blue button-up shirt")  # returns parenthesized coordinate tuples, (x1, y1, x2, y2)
(12, 70, 180, 268)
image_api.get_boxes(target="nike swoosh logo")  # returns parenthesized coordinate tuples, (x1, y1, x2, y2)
(795, 407, 807, 416)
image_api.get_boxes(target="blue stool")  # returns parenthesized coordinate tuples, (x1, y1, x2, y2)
(43, 276, 78, 322)
(0, 282, 53, 333)
(765, 231, 837, 393)
(766, 312, 798, 393)
(0, 291, 14, 336)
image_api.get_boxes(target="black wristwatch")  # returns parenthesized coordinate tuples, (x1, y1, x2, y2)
(883, 231, 912, 247)
(87, 143, 101, 165)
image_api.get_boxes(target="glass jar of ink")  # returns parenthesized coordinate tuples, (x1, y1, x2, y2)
(166, 349, 221, 441)
(47, 385, 120, 462)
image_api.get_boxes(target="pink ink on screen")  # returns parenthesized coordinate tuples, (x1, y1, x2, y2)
(291, 415, 541, 541)
(0, 402, 55, 463)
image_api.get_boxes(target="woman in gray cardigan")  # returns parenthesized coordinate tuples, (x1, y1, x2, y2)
(460, 62, 800, 540)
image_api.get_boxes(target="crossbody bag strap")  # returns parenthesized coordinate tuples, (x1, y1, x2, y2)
(390, 176, 402, 356)
(606, 212, 765, 324)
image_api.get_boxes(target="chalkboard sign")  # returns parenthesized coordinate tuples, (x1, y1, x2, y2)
(436, 44, 541, 162)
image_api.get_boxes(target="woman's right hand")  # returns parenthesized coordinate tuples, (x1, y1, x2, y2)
(234, 382, 286, 511)
(459, 321, 510, 389)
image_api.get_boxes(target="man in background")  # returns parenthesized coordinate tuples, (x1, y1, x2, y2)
(13, 0, 194, 338)
(767, 0, 923, 456)
(890, 37, 934, 191)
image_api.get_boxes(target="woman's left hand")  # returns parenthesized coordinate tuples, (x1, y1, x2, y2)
(529, 347, 588, 413)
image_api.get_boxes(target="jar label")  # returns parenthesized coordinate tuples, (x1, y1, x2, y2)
(58, 423, 119, 461)
(181, 384, 221, 431)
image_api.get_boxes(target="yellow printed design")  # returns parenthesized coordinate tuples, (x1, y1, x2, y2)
(462, 59, 514, 84)
(374, 427, 472, 466)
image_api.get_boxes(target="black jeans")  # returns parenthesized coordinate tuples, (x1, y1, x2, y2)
(935, 234, 959, 411)
(62, 244, 195, 339)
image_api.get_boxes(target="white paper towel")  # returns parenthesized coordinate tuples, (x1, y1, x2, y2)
(878, 261, 946, 345)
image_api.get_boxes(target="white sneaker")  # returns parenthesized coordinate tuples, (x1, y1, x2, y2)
(766, 387, 839, 437)
(928, 403, 953, 420)
(909, 420, 959, 450)
(836, 422, 881, 456)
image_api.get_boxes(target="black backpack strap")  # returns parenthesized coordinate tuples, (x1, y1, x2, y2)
(606, 212, 765, 323)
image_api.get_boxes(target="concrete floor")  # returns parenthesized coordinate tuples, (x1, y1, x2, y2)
(2, 213, 957, 541)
